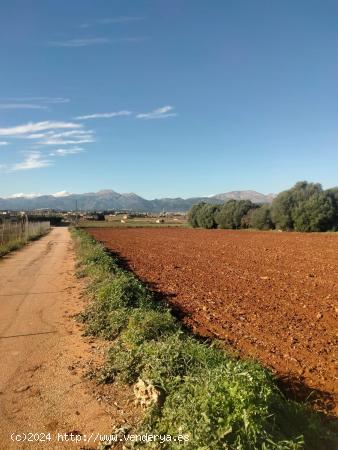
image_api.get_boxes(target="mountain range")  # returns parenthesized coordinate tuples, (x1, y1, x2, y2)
(0, 190, 275, 212)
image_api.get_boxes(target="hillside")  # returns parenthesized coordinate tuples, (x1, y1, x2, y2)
(0, 189, 274, 212)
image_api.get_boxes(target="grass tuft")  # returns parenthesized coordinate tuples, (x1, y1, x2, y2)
(121, 308, 179, 347)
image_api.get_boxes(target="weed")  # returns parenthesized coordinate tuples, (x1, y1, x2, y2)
(121, 308, 179, 347)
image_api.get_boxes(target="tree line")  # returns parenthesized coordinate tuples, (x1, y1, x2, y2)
(188, 181, 338, 232)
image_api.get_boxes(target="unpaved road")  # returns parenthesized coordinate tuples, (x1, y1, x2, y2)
(0, 228, 117, 449)
(88, 227, 338, 416)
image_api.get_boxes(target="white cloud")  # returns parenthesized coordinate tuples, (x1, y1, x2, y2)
(5, 191, 71, 198)
(0, 141, 8, 146)
(74, 111, 131, 120)
(0, 97, 70, 112)
(46, 129, 94, 138)
(42, 138, 94, 145)
(49, 38, 110, 47)
(97, 17, 144, 24)
(25, 129, 94, 142)
(12, 126, 95, 147)
(25, 133, 50, 139)
(0, 103, 47, 110)
(6, 97, 70, 104)
(49, 147, 84, 156)
(6, 192, 42, 198)
(80, 16, 144, 28)
(52, 191, 71, 197)
(12, 152, 53, 171)
(136, 105, 177, 120)
(49, 37, 144, 47)
(0, 121, 82, 137)
(24, 128, 95, 146)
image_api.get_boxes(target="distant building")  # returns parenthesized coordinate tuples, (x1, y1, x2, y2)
(105, 214, 116, 221)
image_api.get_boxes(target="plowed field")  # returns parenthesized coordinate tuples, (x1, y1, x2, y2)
(88, 228, 338, 415)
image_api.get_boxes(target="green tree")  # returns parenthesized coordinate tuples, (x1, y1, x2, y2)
(187, 203, 205, 228)
(216, 200, 255, 229)
(270, 190, 295, 230)
(326, 187, 338, 230)
(250, 205, 273, 230)
(241, 207, 257, 228)
(271, 181, 336, 231)
(197, 204, 220, 229)
(291, 191, 335, 231)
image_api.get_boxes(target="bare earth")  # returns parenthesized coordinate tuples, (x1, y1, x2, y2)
(0, 228, 137, 450)
(88, 227, 338, 416)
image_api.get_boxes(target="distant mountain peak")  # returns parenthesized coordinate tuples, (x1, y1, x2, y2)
(121, 192, 142, 198)
(97, 189, 116, 194)
(212, 190, 275, 202)
(0, 189, 274, 212)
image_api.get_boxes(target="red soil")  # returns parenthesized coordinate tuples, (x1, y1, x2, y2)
(88, 228, 338, 415)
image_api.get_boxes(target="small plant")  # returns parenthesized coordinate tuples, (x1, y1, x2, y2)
(80, 272, 155, 339)
(121, 308, 179, 347)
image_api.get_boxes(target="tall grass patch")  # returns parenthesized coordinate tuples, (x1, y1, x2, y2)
(0, 222, 50, 257)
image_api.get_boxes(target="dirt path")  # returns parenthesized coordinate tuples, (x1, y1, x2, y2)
(0, 228, 118, 449)
(88, 227, 338, 416)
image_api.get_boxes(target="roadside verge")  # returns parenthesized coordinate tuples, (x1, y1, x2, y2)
(0, 224, 50, 257)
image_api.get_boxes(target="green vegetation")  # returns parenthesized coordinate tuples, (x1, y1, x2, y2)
(77, 217, 187, 229)
(72, 228, 336, 449)
(271, 182, 337, 232)
(0, 222, 50, 257)
(188, 200, 257, 230)
(250, 204, 274, 230)
(187, 203, 220, 229)
(188, 181, 338, 232)
(216, 200, 257, 229)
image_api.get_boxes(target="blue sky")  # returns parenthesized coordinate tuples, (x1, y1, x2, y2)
(0, 0, 337, 199)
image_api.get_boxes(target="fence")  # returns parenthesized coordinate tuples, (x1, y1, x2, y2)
(0, 219, 50, 245)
